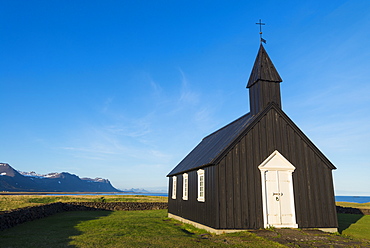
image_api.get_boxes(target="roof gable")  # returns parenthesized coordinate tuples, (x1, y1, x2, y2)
(211, 103, 336, 170)
(270, 106, 336, 170)
(168, 103, 335, 176)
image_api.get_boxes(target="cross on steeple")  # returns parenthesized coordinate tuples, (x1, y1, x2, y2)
(256, 19, 266, 44)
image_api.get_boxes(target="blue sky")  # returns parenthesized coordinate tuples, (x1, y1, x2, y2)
(1, 1, 369, 195)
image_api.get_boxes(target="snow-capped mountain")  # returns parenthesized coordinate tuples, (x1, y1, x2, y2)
(0, 163, 120, 192)
(18, 171, 45, 178)
(123, 188, 150, 193)
(18, 170, 110, 183)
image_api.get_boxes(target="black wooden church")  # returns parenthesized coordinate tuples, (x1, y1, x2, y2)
(167, 44, 338, 233)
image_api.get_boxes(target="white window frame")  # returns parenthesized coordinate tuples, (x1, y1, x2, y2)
(197, 169, 205, 202)
(172, 176, 177, 199)
(182, 173, 188, 200)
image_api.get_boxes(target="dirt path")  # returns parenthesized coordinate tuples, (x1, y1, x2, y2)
(248, 228, 370, 247)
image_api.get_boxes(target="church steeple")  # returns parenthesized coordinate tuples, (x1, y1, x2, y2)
(247, 44, 282, 115)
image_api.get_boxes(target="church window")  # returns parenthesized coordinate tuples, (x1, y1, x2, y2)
(197, 169, 205, 202)
(172, 176, 177, 199)
(182, 173, 188, 200)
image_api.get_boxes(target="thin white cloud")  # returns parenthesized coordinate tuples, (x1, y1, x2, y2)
(104, 120, 152, 138)
(149, 78, 163, 99)
(101, 97, 114, 113)
(178, 69, 200, 106)
(61, 146, 117, 154)
(55, 68, 227, 189)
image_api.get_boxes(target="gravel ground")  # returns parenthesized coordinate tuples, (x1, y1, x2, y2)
(248, 228, 370, 248)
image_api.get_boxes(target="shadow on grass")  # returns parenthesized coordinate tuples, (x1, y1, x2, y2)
(180, 228, 195, 235)
(337, 213, 363, 233)
(0, 211, 113, 248)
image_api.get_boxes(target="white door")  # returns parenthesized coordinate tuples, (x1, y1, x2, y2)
(265, 170, 296, 226)
(259, 151, 298, 228)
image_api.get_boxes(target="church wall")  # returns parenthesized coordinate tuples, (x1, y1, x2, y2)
(216, 107, 337, 229)
(217, 125, 265, 229)
(271, 109, 338, 228)
(168, 165, 218, 228)
(169, 106, 337, 230)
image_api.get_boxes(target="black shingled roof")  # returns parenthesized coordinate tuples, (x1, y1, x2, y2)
(167, 113, 254, 176)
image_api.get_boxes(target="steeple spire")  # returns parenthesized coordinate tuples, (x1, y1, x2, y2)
(247, 44, 283, 115)
(247, 44, 282, 87)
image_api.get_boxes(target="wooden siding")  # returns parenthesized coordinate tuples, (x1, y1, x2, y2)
(218, 121, 265, 229)
(168, 166, 218, 228)
(216, 107, 337, 229)
(249, 81, 281, 115)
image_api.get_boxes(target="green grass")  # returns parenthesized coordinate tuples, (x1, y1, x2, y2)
(0, 210, 284, 248)
(1, 196, 370, 247)
(335, 201, 370, 242)
(336, 201, 370, 242)
(0, 211, 112, 248)
(0, 194, 167, 211)
(337, 213, 370, 241)
(1, 209, 369, 247)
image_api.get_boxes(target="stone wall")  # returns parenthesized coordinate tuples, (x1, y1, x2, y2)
(66, 202, 167, 211)
(1, 203, 368, 232)
(0, 202, 168, 231)
(336, 206, 370, 215)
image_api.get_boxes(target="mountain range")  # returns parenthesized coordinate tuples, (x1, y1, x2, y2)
(0, 163, 120, 192)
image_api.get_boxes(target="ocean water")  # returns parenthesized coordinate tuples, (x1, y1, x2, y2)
(113, 192, 168, 197)
(335, 196, 370, 203)
(123, 194, 368, 203)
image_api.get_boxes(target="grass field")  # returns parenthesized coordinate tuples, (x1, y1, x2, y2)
(0, 209, 285, 248)
(0, 194, 167, 211)
(337, 213, 370, 241)
(336, 201, 370, 209)
(1, 196, 370, 247)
